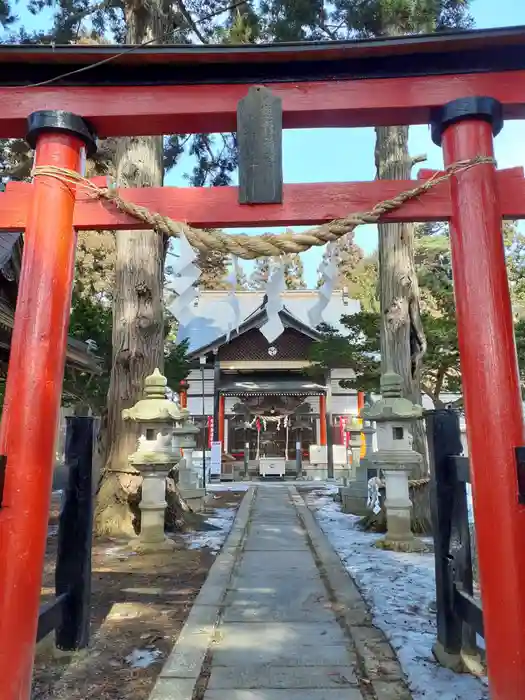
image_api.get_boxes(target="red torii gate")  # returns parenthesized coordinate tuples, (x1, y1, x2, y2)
(0, 25, 525, 700)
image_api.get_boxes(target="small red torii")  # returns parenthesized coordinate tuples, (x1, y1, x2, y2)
(0, 26, 524, 700)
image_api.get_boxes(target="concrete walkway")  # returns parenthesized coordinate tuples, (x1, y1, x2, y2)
(205, 487, 363, 700)
(150, 485, 411, 700)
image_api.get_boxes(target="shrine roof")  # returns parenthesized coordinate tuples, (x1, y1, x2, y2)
(1, 25, 525, 86)
(0, 231, 101, 374)
(176, 290, 360, 358)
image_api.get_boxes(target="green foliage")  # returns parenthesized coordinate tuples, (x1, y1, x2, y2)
(236, 265, 250, 290)
(249, 254, 306, 290)
(504, 221, 525, 312)
(250, 258, 271, 290)
(345, 254, 379, 312)
(311, 221, 525, 405)
(63, 292, 112, 411)
(309, 317, 380, 393)
(257, 0, 472, 42)
(330, 0, 473, 38)
(64, 293, 190, 411)
(164, 337, 191, 390)
(259, 0, 326, 40)
(318, 234, 365, 295)
(283, 253, 306, 289)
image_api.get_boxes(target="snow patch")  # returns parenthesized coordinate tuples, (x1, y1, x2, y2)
(104, 544, 136, 560)
(305, 490, 488, 700)
(208, 482, 251, 492)
(183, 507, 237, 554)
(125, 647, 162, 668)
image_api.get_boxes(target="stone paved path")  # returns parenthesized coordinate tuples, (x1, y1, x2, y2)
(204, 487, 365, 700)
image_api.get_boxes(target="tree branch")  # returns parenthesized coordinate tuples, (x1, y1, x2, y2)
(0, 160, 32, 180)
(318, 21, 338, 40)
(175, 0, 209, 44)
(410, 154, 427, 168)
(434, 364, 447, 398)
(64, 0, 119, 32)
(421, 382, 444, 408)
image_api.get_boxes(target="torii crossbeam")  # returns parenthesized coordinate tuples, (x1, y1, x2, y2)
(0, 25, 524, 700)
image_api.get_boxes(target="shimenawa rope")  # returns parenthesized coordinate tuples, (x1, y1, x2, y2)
(31, 155, 495, 261)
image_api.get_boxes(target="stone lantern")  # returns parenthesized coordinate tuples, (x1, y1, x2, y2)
(173, 418, 205, 511)
(346, 417, 362, 479)
(122, 368, 184, 552)
(362, 371, 426, 552)
(340, 413, 375, 516)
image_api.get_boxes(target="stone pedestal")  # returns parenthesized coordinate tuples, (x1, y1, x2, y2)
(341, 478, 371, 515)
(175, 425, 206, 511)
(303, 465, 328, 481)
(333, 466, 350, 482)
(377, 468, 426, 552)
(362, 372, 426, 553)
(137, 464, 176, 552)
(341, 418, 376, 515)
(178, 457, 205, 510)
(178, 454, 197, 489)
(181, 487, 206, 512)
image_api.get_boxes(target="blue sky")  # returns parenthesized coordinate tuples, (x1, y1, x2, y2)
(10, 0, 525, 286)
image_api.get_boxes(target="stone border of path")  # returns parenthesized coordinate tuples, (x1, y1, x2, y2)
(148, 486, 256, 700)
(290, 486, 413, 700)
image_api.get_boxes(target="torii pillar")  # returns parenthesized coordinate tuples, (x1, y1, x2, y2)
(432, 97, 525, 700)
(0, 110, 96, 699)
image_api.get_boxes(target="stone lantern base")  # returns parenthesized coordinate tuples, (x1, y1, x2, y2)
(130, 497, 178, 553)
(372, 464, 428, 553)
(179, 487, 206, 512)
(369, 457, 428, 554)
(131, 535, 177, 554)
(129, 464, 177, 554)
(374, 532, 427, 553)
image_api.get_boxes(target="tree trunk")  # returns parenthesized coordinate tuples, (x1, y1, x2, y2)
(375, 126, 427, 476)
(94, 0, 169, 537)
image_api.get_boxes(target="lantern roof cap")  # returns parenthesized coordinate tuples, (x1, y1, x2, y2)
(362, 372, 422, 422)
(122, 368, 186, 423)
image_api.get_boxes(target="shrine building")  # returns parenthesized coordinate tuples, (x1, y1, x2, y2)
(0, 232, 100, 379)
(177, 288, 361, 476)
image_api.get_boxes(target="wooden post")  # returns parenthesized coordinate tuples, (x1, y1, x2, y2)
(319, 394, 327, 445)
(358, 390, 366, 458)
(295, 427, 303, 476)
(179, 380, 188, 409)
(55, 416, 95, 650)
(0, 110, 96, 700)
(425, 409, 465, 664)
(218, 394, 225, 453)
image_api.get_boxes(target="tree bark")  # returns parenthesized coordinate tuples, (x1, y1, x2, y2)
(94, 0, 170, 537)
(375, 126, 427, 476)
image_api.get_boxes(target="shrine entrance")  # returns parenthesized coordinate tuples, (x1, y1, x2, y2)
(0, 26, 525, 700)
(226, 390, 317, 462)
